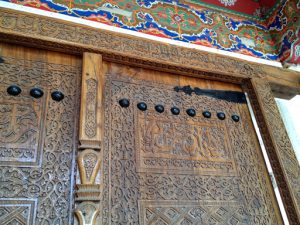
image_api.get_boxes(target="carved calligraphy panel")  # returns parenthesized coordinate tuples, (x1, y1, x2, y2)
(0, 100, 44, 166)
(0, 44, 81, 225)
(99, 63, 283, 225)
(136, 109, 236, 175)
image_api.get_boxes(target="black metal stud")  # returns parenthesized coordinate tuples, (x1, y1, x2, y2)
(171, 107, 180, 115)
(202, 111, 211, 118)
(0, 57, 4, 63)
(155, 104, 164, 113)
(217, 112, 226, 120)
(232, 115, 240, 122)
(186, 108, 196, 117)
(30, 88, 44, 99)
(137, 102, 147, 111)
(7, 85, 21, 96)
(51, 91, 64, 102)
(119, 99, 130, 108)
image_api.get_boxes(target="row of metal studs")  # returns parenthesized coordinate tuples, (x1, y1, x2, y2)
(119, 98, 240, 122)
(7, 85, 64, 102)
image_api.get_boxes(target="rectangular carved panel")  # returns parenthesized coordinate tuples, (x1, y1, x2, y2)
(136, 109, 236, 175)
(98, 67, 283, 225)
(0, 44, 81, 225)
(79, 53, 103, 149)
(139, 200, 247, 225)
(0, 199, 37, 225)
(0, 99, 45, 166)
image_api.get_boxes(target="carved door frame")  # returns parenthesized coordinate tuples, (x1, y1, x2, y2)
(0, 7, 299, 224)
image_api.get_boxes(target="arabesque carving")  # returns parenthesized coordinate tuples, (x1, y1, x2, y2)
(85, 79, 98, 139)
(79, 53, 103, 150)
(75, 53, 103, 224)
(0, 8, 270, 81)
(99, 71, 283, 224)
(0, 101, 44, 166)
(136, 109, 236, 175)
(246, 78, 300, 224)
(0, 55, 81, 224)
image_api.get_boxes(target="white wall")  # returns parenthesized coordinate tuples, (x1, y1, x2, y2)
(276, 96, 300, 164)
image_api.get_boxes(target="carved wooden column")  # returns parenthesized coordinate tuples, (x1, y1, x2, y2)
(75, 53, 104, 225)
(246, 78, 300, 225)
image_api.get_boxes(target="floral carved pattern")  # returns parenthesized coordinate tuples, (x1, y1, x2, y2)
(99, 72, 282, 224)
(85, 78, 98, 139)
(0, 9, 269, 82)
(246, 78, 300, 224)
(84, 153, 98, 181)
(0, 56, 80, 224)
(0, 102, 43, 165)
(0, 60, 46, 166)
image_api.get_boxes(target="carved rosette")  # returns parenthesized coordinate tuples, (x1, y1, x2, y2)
(75, 53, 103, 225)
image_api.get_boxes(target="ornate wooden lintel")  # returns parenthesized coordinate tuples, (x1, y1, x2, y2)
(245, 78, 300, 225)
(0, 8, 299, 89)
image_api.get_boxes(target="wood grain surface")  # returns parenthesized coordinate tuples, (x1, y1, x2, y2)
(0, 43, 81, 225)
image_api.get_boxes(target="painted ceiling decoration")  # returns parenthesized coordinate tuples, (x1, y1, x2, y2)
(187, 0, 280, 19)
(3, 0, 300, 64)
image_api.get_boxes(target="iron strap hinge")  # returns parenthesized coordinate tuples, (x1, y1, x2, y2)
(174, 85, 247, 104)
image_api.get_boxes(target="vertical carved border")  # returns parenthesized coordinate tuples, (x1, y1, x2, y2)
(245, 78, 300, 225)
(79, 53, 104, 150)
(75, 53, 104, 225)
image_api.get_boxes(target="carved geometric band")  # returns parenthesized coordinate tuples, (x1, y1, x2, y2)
(76, 184, 101, 202)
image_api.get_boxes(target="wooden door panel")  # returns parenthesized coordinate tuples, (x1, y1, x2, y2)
(99, 62, 282, 225)
(0, 43, 81, 225)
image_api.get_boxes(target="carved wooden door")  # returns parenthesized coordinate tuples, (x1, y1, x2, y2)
(0, 43, 81, 225)
(98, 62, 283, 225)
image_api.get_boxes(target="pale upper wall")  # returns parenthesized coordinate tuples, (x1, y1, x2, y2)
(276, 96, 300, 164)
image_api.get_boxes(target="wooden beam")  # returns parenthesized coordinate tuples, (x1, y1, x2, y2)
(79, 53, 104, 149)
(0, 8, 299, 90)
(75, 53, 104, 225)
